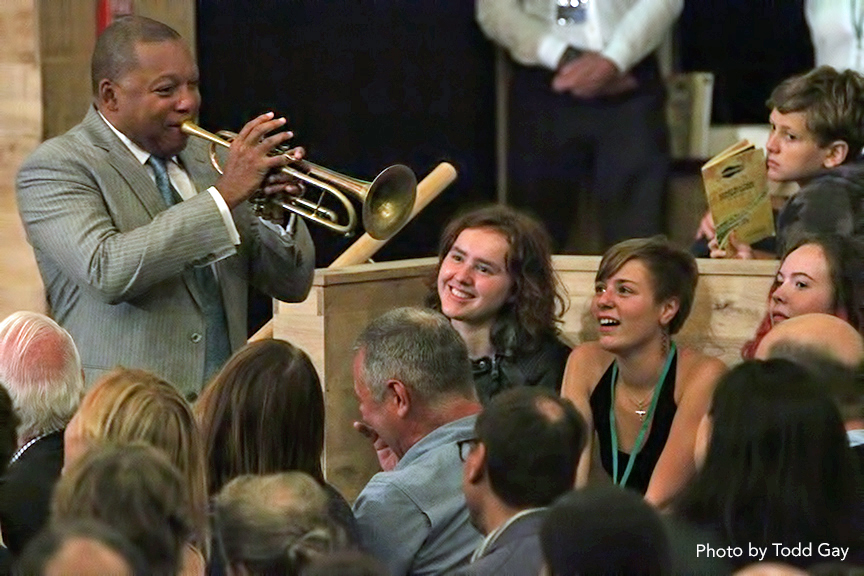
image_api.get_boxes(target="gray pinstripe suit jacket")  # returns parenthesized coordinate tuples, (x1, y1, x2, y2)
(16, 106, 315, 394)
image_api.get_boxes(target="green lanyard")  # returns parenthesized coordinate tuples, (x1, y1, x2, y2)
(609, 343, 676, 487)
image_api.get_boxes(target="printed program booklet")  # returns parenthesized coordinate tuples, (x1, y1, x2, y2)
(701, 139, 775, 248)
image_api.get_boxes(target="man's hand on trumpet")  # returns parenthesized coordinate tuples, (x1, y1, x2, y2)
(255, 145, 306, 223)
(214, 111, 298, 209)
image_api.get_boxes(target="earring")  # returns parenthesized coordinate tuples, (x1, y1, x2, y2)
(661, 329, 670, 356)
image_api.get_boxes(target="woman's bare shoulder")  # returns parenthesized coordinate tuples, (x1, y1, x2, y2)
(562, 342, 614, 398)
(676, 346, 727, 397)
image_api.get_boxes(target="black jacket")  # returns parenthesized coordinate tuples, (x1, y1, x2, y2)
(0, 430, 64, 557)
(777, 161, 864, 254)
(471, 334, 571, 405)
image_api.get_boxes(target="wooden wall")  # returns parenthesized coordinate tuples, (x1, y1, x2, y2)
(0, 0, 44, 318)
(0, 0, 40, 166)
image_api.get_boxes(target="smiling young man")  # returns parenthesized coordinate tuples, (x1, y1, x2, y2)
(16, 16, 315, 394)
(428, 205, 571, 404)
(699, 66, 864, 259)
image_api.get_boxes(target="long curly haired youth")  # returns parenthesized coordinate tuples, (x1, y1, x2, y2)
(427, 204, 567, 353)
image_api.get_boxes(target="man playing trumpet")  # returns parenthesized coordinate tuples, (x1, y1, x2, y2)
(16, 16, 315, 395)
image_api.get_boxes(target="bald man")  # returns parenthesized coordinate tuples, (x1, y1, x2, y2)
(754, 312, 864, 446)
(754, 313, 864, 368)
(753, 312, 864, 537)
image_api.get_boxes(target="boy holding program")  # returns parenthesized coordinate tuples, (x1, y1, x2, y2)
(697, 66, 864, 258)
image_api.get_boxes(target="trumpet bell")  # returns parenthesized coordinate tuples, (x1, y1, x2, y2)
(364, 165, 418, 240)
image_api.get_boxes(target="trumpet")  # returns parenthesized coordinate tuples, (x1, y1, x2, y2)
(181, 121, 417, 239)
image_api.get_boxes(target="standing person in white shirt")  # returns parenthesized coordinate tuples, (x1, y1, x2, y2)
(476, 0, 682, 252)
(806, 0, 864, 72)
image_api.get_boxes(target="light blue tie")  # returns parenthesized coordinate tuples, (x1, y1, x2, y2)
(148, 155, 232, 384)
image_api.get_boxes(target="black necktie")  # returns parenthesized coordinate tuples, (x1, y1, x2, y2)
(148, 155, 232, 383)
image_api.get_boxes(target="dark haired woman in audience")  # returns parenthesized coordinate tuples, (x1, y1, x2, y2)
(561, 237, 726, 505)
(672, 359, 862, 569)
(742, 233, 864, 358)
(540, 485, 671, 576)
(427, 204, 570, 404)
(195, 339, 357, 543)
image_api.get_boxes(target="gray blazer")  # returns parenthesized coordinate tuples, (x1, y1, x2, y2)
(450, 510, 546, 576)
(16, 106, 315, 394)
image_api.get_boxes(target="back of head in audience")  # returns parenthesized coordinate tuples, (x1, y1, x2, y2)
(0, 384, 18, 475)
(755, 312, 864, 368)
(17, 519, 149, 576)
(354, 307, 476, 407)
(195, 338, 325, 495)
(300, 549, 388, 576)
(213, 472, 347, 576)
(734, 563, 809, 576)
(540, 485, 671, 576)
(51, 443, 192, 576)
(754, 313, 864, 426)
(767, 65, 864, 165)
(0, 311, 83, 443)
(64, 367, 208, 549)
(463, 387, 585, 531)
(427, 204, 566, 348)
(678, 359, 859, 565)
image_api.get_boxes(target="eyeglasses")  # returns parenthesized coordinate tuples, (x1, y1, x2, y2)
(457, 438, 479, 462)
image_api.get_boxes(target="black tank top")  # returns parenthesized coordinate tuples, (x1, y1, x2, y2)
(589, 351, 678, 494)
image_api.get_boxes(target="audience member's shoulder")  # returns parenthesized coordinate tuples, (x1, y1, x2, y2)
(528, 331, 572, 362)
(663, 515, 735, 575)
(18, 118, 100, 174)
(819, 160, 864, 186)
(677, 347, 726, 392)
(566, 342, 613, 379)
(355, 470, 400, 500)
(561, 342, 614, 402)
(542, 332, 573, 353)
(799, 161, 864, 204)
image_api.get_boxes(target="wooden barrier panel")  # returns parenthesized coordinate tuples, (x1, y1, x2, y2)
(273, 256, 778, 501)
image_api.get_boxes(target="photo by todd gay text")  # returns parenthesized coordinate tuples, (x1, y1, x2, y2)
(696, 543, 849, 562)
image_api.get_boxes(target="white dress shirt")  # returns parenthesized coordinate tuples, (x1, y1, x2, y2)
(806, 0, 864, 72)
(477, 0, 682, 72)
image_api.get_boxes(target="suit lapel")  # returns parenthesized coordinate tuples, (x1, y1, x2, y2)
(82, 107, 167, 219)
(178, 139, 216, 187)
(82, 107, 213, 311)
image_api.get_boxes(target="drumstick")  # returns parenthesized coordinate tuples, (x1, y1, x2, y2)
(330, 162, 457, 267)
(249, 162, 457, 341)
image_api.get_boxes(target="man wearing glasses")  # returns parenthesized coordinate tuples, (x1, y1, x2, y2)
(454, 387, 586, 576)
(351, 308, 483, 575)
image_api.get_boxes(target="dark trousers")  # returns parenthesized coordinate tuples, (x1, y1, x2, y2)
(506, 60, 669, 252)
